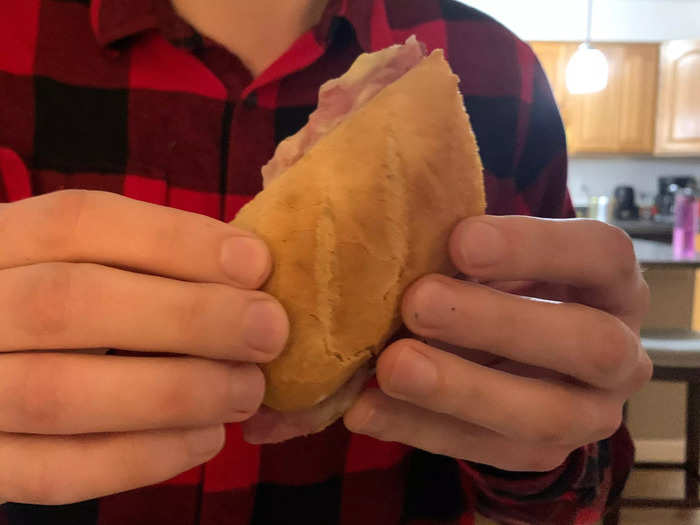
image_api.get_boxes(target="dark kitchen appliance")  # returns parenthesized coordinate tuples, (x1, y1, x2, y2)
(655, 176, 697, 217)
(613, 186, 639, 220)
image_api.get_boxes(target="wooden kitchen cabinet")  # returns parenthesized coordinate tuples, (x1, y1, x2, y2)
(567, 44, 625, 153)
(656, 40, 700, 156)
(530, 42, 659, 155)
(617, 44, 660, 152)
(529, 42, 575, 108)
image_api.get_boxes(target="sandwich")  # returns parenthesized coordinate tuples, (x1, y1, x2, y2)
(232, 36, 486, 439)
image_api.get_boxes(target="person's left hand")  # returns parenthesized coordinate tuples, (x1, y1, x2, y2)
(343, 215, 653, 472)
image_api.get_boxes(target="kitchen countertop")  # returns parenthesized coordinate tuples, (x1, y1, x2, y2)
(613, 219, 673, 235)
(633, 239, 700, 266)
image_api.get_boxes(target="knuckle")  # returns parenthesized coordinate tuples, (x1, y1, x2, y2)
(154, 360, 263, 425)
(25, 456, 72, 505)
(13, 263, 78, 340)
(174, 284, 275, 357)
(578, 395, 622, 442)
(40, 190, 91, 255)
(154, 362, 203, 423)
(521, 402, 576, 445)
(1, 443, 74, 506)
(637, 350, 654, 386)
(590, 315, 638, 384)
(520, 417, 556, 444)
(603, 221, 634, 252)
(603, 224, 638, 281)
(17, 355, 67, 431)
(598, 407, 624, 441)
(527, 420, 567, 445)
(171, 284, 219, 346)
(151, 209, 192, 262)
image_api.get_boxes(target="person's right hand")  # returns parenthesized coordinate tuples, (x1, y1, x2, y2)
(0, 190, 289, 505)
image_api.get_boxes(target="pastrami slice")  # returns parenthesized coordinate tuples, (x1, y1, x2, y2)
(261, 36, 426, 187)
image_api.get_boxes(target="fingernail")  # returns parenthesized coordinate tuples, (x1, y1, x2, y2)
(184, 425, 225, 457)
(228, 363, 265, 418)
(345, 401, 383, 435)
(410, 278, 455, 329)
(387, 346, 438, 398)
(242, 300, 288, 356)
(220, 236, 269, 287)
(458, 220, 505, 268)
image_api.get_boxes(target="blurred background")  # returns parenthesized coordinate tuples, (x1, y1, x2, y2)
(459, 1, 700, 523)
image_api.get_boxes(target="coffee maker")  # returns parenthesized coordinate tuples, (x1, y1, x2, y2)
(613, 186, 639, 220)
(655, 176, 697, 218)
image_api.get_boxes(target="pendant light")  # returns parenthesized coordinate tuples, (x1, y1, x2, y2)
(566, 0, 609, 94)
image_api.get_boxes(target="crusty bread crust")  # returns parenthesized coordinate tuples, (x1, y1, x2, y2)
(232, 50, 486, 411)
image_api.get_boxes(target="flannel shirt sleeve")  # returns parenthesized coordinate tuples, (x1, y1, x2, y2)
(459, 426, 634, 525)
(457, 51, 635, 525)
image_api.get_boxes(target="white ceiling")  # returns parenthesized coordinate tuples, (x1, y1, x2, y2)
(461, 0, 700, 41)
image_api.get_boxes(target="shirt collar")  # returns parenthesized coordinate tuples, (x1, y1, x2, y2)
(90, 0, 384, 52)
(315, 0, 383, 52)
(91, 0, 197, 48)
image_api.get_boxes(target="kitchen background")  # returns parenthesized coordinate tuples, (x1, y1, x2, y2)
(458, 1, 700, 523)
(466, 0, 700, 227)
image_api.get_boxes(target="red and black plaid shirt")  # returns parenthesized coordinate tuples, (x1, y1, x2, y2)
(0, 0, 633, 523)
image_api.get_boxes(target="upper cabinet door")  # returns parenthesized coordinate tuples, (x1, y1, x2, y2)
(617, 44, 659, 153)
(656, 40, 700, 156)
(529, 42, 659, 156)
(568, 44, 625, 153)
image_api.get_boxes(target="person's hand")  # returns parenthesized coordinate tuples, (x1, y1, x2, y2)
(344, 216, 652, 472)
(0, 190, 288, 504)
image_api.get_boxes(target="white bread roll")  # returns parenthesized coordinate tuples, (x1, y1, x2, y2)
(232, 49, 486, 411)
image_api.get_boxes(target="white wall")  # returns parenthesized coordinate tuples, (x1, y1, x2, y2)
(461, 0, 700, 42)
(568, 157, 700, 206)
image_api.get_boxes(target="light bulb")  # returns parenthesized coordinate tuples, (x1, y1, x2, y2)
(566, 43, 609, 94)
